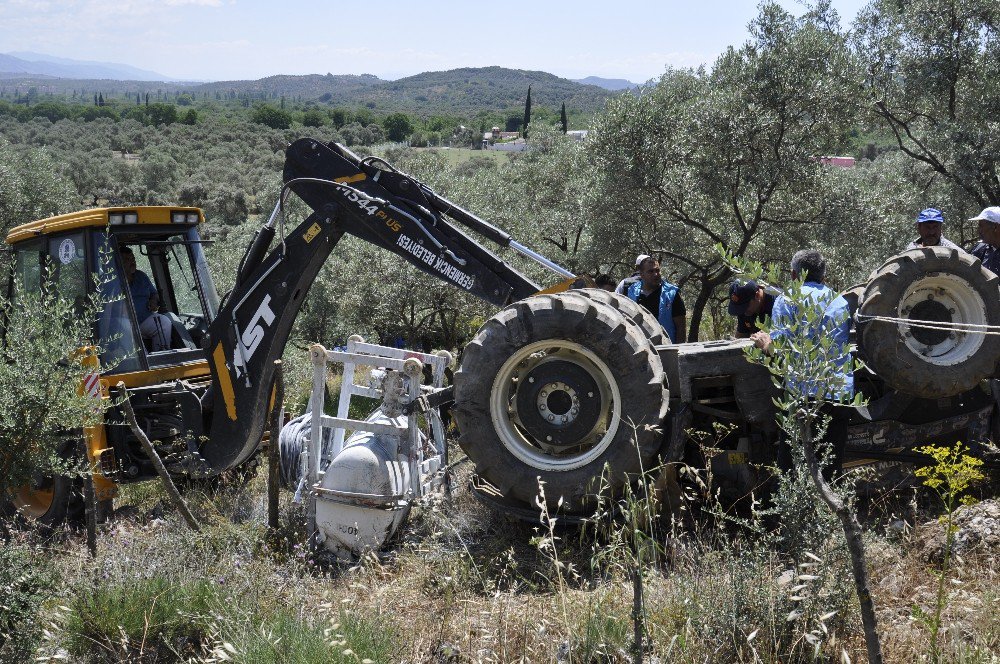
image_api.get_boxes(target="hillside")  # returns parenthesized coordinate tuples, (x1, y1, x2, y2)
(192, 73, 383, 100)
(0, 66, 617, 116)
(0, 52, 173, 82)
(355, 66, 615, 114)
(573, 75, 639, 90)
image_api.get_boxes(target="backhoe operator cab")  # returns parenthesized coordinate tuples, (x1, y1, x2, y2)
(4, 207, 219, 526)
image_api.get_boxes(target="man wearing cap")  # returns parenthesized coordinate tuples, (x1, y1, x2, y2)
(625, 256, 687, 343)
(970, 207, 1000, 276)
(728, 280, 776, 338)
(614, 254, 649, 295)
(906, 208, 960, 250)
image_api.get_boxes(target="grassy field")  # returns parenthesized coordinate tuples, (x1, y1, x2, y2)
(413, 146, 514, 167)
(4, 453, 999, 663)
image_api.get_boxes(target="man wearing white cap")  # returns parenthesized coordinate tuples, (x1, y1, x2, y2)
(614, 254, 649, 295)
(970, 207, 1000, 276)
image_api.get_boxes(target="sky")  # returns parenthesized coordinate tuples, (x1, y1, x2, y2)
(0, 0, 871, 83)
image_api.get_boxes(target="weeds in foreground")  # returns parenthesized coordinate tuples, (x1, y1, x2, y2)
(913, 442, 986, 663)
(0, 534, 56, 661)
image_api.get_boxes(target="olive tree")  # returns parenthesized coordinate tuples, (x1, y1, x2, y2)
(583, 2, 860, 340)
(0, 275, 107, 538)
(854, 0, 1000, 211)
(0, 141, 77, 240)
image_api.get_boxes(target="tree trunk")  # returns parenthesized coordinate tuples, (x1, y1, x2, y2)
(687, 268, 731, 342)
(117, 383, 200, 532)
(800, 415, 883, 664)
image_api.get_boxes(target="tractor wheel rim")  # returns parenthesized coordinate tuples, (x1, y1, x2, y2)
(12, 486, 55, 519)
(898, 274, 986, 366)
(490, 340, 621, 471)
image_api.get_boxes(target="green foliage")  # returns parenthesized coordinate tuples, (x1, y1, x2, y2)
(301, 108, 326, 127)
(67, 576, 218, 658)
(382, 112, 414, 142)
(854, 0, 1000, 210)
(585, 1, 859, 340)
(0, 141, 77, 239)
(913, 441, 986, 662)
(0, 273, 108, 520)
(251, 104, 293, 129)
(0, 538, 55, 661)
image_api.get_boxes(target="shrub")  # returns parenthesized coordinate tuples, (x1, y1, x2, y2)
(67, 576, 218, 659)
(251, 104, 293, 130)
(0, 538, 55, 661)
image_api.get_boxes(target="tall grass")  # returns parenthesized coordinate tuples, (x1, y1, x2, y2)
(18, 442, 1000, 663)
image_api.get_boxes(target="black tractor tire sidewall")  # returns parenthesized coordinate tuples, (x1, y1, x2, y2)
(572, 288, 666, 345)
(454, 293, 669, 512)
(860, 247, 1000, 398)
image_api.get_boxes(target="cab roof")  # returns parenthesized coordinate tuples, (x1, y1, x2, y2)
(5, 206, 205, 246)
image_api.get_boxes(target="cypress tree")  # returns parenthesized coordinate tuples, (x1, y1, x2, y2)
(560, 102, 567, 134)
(523, 85, 531, 138)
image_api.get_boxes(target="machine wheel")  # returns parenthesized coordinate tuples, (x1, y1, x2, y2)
(453, 293, 669, 513)
(841, 282, 866, 319)
(0, 440, 83, 530)
(572, 288, 666, 345)
(859, 247, 1000, 398)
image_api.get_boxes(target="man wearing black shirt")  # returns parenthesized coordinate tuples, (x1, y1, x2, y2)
(970, 207, 1000, 276)
(625, 256, 686, 343)
(728, 280, 775, 338)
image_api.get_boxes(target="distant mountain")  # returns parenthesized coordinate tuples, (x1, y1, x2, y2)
(193, 73, 383, 100)
(1, 52, 175, 81)
(573, 76, 638, 91)
(347, 67, 616, 114)
(0, 65, 620, 116)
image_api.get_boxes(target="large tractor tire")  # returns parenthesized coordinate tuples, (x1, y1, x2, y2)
(572, 288, 666, 345)
(0, 440, 83, 530)
(859, 247, 1000, 398)
(453, 292, 669, 514)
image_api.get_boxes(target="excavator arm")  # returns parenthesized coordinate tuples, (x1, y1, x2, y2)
(201, 138, 572, 472)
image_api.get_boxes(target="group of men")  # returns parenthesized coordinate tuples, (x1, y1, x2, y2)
(603, 205, 1000, 473)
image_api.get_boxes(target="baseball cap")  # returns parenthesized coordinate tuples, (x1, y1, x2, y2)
(728, 280, 759, 316)
(635, 254, 651, 268)
(969, 207, 1000, 224)
(917, 208, 944, 223)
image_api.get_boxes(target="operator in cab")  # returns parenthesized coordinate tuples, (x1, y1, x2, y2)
(120, 245, 172, 352)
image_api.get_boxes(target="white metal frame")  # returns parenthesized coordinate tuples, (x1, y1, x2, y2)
(304, 336, 451, 538)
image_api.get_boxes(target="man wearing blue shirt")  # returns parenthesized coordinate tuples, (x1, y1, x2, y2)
(751, 249, 853, 476)
(120, 245, 172, 351)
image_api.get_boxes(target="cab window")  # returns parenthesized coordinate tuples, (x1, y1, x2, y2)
(111, 230, 213, 363)
(92, 233, 143, 374)
(48, 233, 87, 312)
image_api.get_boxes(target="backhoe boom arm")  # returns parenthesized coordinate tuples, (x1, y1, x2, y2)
(201, 139, 564, 472)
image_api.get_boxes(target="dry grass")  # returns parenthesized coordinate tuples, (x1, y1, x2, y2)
(8, 463, 1000, 663)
